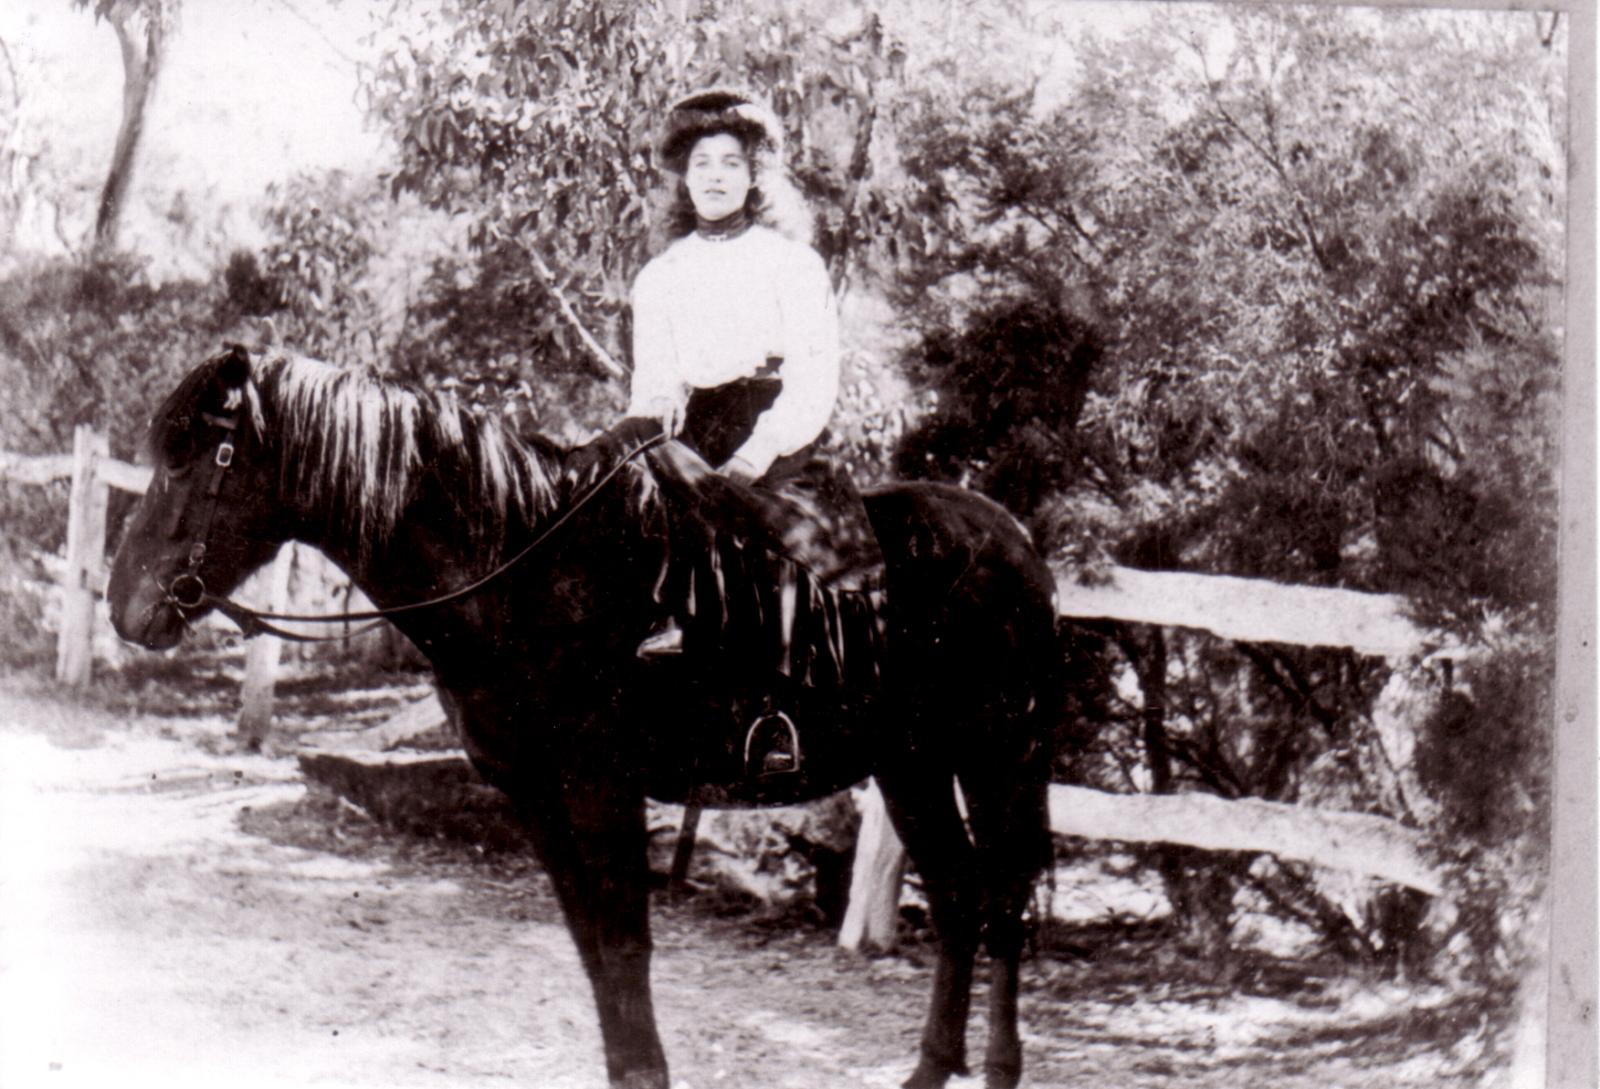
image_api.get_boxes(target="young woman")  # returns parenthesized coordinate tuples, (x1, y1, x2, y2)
(629, 89, 835, 489)
(624, 88, 882, 675)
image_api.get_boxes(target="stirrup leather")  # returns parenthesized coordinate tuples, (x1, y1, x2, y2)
(744, 710, 802, 778)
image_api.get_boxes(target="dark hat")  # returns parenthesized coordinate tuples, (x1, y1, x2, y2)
(658, 87, 783, 168)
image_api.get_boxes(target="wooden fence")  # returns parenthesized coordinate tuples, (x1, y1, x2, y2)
(839, 560, 1457, 949)
(3, 425, 150, 685)
(2, 425, 297, 731)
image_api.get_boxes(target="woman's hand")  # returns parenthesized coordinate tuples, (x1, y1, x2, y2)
(565, 417, 668, 495)
(655, 398, 685, 439)
(634, 395, 684, 438)
(719, 454, 763, 484)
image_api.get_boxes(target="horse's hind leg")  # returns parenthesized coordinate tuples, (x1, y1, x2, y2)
(874, 767, 982, 1089)
(960, 765, 1052, 1089)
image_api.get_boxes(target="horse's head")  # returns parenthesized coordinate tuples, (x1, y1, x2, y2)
(109, 345, 285, 649)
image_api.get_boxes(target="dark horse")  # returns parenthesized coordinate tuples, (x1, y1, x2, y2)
(108, 347, 1063, 1089)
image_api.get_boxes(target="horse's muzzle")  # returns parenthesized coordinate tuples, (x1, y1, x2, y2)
(108, 570, 189, 650)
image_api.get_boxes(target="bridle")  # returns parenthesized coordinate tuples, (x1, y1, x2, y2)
(162, 407, 241, 617)
(159, 404, 665, 643)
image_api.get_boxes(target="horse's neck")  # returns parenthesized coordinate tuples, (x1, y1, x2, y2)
(287, 465, 645, 637)
(290, 487, 472, 610)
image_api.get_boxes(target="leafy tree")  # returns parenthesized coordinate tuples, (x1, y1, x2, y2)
(247, 171, 387, 368)
(893, 298, 1097, 522)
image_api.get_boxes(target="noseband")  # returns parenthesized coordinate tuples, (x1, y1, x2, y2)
(160, 409, 665, 643)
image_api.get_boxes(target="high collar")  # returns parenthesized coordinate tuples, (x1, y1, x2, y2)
(694, 206, 752, 242)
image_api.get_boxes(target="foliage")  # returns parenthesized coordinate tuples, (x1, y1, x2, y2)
(883, 8, 1562, 596)
(71, 0, 180, 26)
(252, 172, 387, 368)
(1414, 649, 1553, 850)
(893, 299, 1097, 525)
(1411, 640, 1554, 996)
(869, 5, 1564, 982)
(387, 242, 621, 441)
(0, 254, 232, 458)
(236, 165, 617, 440)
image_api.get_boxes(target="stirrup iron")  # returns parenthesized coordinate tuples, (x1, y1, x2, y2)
(744, 710, 802, 779)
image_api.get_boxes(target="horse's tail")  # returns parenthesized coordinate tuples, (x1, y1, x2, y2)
(1020, 604, 1068, 875)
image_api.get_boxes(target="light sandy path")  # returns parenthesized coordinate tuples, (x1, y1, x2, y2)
(0, 686, 926, 1089)
(0, 680, 1502, 1089)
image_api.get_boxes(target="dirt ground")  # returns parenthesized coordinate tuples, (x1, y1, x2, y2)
(0, 664, 1523, 1089)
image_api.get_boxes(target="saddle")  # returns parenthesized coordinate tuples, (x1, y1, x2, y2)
(643, 440, 889, 782)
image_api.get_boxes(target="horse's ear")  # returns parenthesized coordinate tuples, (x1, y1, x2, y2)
(218, 343, 252, 388)
(212, 344, 252, 413)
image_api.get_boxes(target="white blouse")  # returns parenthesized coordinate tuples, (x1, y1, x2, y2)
(628, 225, 839, 475)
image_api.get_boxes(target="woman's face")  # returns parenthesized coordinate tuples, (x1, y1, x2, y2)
(684, 132, 753, 222)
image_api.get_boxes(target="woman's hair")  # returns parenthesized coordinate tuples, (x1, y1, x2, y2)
(650, 120, 813, 249)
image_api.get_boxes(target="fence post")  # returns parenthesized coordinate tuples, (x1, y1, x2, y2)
(668, 802, 704, 896)
(839, 778, 907, 952)
(237, 542, 295, 749)
(56, 425, 109, 686)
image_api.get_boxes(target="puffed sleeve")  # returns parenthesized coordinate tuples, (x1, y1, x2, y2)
(626, 258, 688, 421)
(730, 242, 840, 474)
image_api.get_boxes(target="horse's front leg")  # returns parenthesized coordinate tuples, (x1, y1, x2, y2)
(515, 759, 667, 1089)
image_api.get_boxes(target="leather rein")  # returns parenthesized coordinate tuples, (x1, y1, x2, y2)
(161, 406, 664, 643)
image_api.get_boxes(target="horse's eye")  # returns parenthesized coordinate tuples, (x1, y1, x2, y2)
(159, 420, 199, 472)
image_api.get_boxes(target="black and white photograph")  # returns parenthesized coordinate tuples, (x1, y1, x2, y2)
(0, 1, 1591, 1087)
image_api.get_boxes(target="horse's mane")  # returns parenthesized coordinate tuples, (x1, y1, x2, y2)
(250, 353, 566, 558)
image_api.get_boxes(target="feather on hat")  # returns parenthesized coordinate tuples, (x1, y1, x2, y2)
(658, 87, 783, 169)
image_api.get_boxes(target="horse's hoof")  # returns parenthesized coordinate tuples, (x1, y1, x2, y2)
(984, 1061, 1023, 1089)
(611, 1072, 669, 1089)
(903, 1057, 970, 1089)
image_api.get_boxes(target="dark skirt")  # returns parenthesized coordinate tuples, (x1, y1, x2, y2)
(679, 376, 783, 470)
(676, 376, 882, 590)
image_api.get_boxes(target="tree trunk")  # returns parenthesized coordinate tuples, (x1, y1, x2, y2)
(1130, 626, 1236, 962)
(1139, 626, 1172, 795)
(92, 4, 165, 257)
